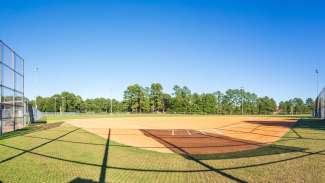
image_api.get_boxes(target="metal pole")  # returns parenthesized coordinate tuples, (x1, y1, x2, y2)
(22, 57, 25, 126)
(12, 51, 16, 131)
(54, 97, 57, 115)
(241, 87, 244, 115)
(0, 43, 3, 135)
(315, 69, 319, 117)
(60, 96, 63, 115)
(110, 99, 113, 114)
(316, 69, 319, 96)
(34, 66, 39, 120)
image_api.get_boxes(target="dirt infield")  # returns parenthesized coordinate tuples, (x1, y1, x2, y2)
(67, 116, 297, 154)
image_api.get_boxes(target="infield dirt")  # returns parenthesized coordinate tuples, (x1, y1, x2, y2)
(67, 116, 297, 154)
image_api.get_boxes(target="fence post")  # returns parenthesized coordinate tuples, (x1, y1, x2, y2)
(12, 50, 16, 131)
(0, 42, 3, 136)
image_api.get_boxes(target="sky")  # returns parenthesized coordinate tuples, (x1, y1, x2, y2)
(0, 0, 324, 102)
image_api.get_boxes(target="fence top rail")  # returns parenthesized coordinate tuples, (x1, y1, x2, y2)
(0, 40, 25, 61)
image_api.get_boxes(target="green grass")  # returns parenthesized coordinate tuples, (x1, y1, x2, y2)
(0, 118, 324, 182)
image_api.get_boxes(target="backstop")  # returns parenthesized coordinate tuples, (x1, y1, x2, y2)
(0, 40, 25, 135)
(315, 87, 325, 119)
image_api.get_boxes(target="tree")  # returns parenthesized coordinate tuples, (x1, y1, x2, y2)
(60, 92, 83, 112)
(150, 83, 164, 112)
(279, 101, 292, 114)
(190, 93, 202, 113)
(32, 84, 316, 116)
(172, 85, 191, 113)
(291, 98, 305, 114)
(141, 87, 151, 113)
(124, 84, 145, 113)
(214, 91, 224, 114)
(305, 98, 315, 114)
(243, 92, 258, 114)
(201, 93, 217, 114)
(162, 93, 172, 113)
(257, 97, 277, 114)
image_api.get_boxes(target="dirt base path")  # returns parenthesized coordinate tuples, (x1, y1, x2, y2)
(67, 116, 296, 154)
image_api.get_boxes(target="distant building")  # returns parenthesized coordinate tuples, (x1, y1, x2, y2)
(0, 40, 25, 135)
(315, 87, 325, 119)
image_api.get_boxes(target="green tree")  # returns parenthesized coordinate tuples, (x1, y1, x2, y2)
(190, 93, 202, 113)
(305, 98, 315, 114)
(201, 93, 217, 114)
(214, 91, 224, 114)
(279, 101, 292, 114)
(257, 97, 277, 114)
(173, 85, 191, 113)
(162, 93, 172, 113)
(291, 98, 305, 114)
(150, 83, 164, 112)
(124, 84, 145, 113)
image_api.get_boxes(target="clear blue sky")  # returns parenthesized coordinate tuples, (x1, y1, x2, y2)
(1, 0, 324, 102)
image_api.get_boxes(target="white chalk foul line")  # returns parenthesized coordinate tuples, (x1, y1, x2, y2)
(213, 129, 224, 135)
(186, 130, 192, 135)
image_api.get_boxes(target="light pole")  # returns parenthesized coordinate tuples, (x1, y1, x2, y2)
(34, 66, 39, 120)
(315, 69, 319, 117)
(241, 87, 244, 115)
(316, 69, 319, 96)
(54, 97, 57, 116)
(110, 99, 113, 114)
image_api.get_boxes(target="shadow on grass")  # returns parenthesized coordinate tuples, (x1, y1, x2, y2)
(192, 144, 307, 160)
(1, 118, 324, 183)
(293, 118, 325, 131)
(244, 120, 295, 128)
(32, 120, 48, 124)
(99, 129, 111, 183)
(0, 122, 64, 140)
(70, 178, 97, 183)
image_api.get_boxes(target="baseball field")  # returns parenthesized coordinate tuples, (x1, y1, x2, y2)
(0, 115, 324, 183)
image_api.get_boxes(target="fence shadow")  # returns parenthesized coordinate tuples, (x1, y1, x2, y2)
(244, 120, 295, 128)
(0, 122, 64, 140)
(2, 118, 324, 183)
(294, 119, 325, 131)
(69, 178, 97, 183)
(192, 144, 307, 161)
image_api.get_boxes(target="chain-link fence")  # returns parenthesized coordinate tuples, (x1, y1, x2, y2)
(0, 40, 26, 135)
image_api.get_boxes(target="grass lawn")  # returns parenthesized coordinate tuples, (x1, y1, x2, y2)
(0, 118, 324, 182)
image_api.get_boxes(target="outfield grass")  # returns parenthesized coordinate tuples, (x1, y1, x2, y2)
(0, 118, 324, 182)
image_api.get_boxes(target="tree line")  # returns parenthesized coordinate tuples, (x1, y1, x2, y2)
(33, 83, 315, 115)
